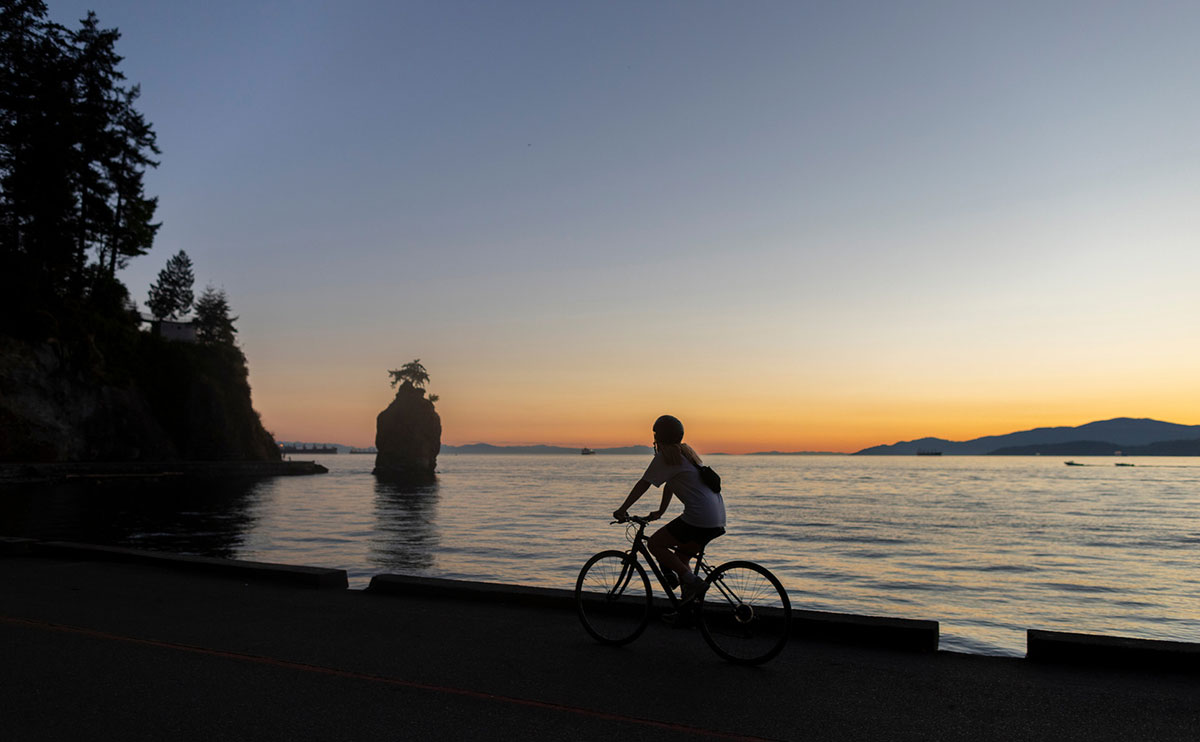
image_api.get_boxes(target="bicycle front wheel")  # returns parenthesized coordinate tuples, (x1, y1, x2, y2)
(575, 550, 652, 646)
(698, 560, 791, 665)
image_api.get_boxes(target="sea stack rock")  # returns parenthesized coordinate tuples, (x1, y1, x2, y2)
(373, 381, 441, 483)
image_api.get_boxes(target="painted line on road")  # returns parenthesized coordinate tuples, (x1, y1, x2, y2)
(2, 615, 777, 741)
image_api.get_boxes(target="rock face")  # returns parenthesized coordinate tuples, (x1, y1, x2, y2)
(0, 334, 279, 463)
(373, 381, 441, 483)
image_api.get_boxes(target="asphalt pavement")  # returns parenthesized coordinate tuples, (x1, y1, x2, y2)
(2, 555, 1198, 741)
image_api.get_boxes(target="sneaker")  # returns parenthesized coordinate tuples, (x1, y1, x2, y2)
(680, 576, 705, 604)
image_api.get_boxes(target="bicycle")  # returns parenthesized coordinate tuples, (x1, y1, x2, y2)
(574, 515, 791, 665)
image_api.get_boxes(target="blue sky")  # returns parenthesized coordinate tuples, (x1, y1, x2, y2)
(49, 1, 1200, 451)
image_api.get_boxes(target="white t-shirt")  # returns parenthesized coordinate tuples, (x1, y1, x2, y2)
(641, 453, 726, 529)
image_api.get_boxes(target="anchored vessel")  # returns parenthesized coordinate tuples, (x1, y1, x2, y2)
(281, 444, 337, 455)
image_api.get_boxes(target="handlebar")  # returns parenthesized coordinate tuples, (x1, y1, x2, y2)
(611, 515, 654, 526)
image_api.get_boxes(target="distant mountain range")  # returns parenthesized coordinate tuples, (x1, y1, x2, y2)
(854, 418, 1200, 456)
(283, 418, 1200, 458)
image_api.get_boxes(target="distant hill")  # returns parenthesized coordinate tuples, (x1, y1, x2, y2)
(854, 418, 1200, 455)
(992, 437, 1200, 456)
(442, 444, 654, 455)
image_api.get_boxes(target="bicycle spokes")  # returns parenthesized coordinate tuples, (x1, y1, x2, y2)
(697, 561, 791, 665)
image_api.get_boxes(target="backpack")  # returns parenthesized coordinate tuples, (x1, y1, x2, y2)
(694, 461, 722, 493)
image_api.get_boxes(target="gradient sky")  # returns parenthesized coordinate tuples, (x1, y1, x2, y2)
(49, 1, 1200, 453)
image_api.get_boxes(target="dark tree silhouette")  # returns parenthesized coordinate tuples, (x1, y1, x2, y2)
(194, 285, 237, 344)
(147, 250, 194, 320)
(0, 3, 159, 326)
(388, 359, 430, 390)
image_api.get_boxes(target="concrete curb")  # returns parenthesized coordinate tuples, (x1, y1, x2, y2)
(1027, 629, 1200, 673)
(795, 609, 939, 653)
(22, 540, 348, 589)
(367, 573, 940, 653)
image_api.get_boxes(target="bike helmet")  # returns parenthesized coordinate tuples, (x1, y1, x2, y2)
(652, 415, 684, 444)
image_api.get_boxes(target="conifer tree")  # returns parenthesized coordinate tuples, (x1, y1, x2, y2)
(0, 4, 159, 324)
(147, 250, 194, 320)
(194, 285, 238, 344)
(0, 3, 77, 306)
(388, 360, 430, 390)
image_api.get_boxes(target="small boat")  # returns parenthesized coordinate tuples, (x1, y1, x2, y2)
(1114, 462, 1135, 467)
(1064, 460, 1085, 466)
(581, 448, 596, 455)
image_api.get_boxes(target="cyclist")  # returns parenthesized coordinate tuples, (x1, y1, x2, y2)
(612, 414, 726, 601)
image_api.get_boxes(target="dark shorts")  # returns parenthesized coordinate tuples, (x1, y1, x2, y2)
(664, 516, 725, 551)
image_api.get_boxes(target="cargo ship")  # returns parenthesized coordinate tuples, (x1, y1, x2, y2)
(280, 444, 337, 455)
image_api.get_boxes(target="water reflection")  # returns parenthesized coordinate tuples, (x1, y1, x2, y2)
(0, 477, 266, 558)
(369, 479, 439, 572)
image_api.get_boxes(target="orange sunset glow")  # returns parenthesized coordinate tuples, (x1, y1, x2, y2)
(52, 1, 1198, 454)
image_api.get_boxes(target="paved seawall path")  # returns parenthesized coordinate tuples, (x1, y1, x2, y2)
(2, 541, 1198, 740)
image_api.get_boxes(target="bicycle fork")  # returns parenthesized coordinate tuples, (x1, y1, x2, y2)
(607, 554, 639, 601)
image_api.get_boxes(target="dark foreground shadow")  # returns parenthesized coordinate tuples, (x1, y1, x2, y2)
(0, 477, 266, 557)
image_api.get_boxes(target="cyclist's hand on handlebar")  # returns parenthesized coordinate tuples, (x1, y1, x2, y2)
(612, 509, 629, 522)
(645, 510, 664, 522)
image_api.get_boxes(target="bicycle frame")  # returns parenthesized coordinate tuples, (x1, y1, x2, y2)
(581, 515, 792, 664)
(613, 517, 715, 611)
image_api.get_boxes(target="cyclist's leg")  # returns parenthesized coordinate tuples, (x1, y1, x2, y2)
(648, 524, 692, 582)
(650, 517, 722, 583)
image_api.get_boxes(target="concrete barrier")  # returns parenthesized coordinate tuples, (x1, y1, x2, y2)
(1027, 629, 1200, 672)
(368, 573, 940, 652)
(27, 541, 348, 589)
(795, 609, 939, 653)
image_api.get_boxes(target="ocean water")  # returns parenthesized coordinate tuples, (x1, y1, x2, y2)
(3, 453, 1199, 656)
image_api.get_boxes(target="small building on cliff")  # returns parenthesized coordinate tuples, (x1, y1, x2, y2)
(141, 317, 197, 343)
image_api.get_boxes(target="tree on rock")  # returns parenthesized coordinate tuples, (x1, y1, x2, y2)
(147, 249, 194, 320)
(374, 360, 441, 484)
(388, 359, 430, 391)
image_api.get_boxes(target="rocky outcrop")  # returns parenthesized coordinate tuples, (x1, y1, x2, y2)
(0, 334, 279, 463)
(373, 381, 440, 483)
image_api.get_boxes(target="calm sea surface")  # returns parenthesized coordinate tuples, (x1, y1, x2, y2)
(4, 453, 1199, 656)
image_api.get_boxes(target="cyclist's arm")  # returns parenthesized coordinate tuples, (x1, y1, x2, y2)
(613, 479, 652, 520)
(648, 483, 675, 521)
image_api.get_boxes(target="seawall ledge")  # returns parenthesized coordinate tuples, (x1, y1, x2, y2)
(9, 539, 1200, 667)
(1028, 629, 1200, 673)
(367, 573, 940, 653)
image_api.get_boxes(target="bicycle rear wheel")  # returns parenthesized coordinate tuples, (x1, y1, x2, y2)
(698, 560, 791, 665)
(575, 550, 652, 646)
